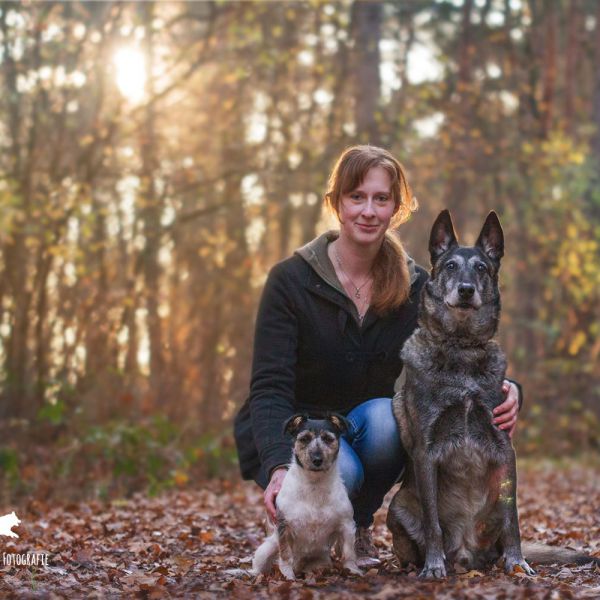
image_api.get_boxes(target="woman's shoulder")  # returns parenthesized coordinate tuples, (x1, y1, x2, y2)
(268, 254, 308, 278)
(409, 262, 429, 289)
(268, 232, 333, 281)
(412, 263, 429, 281)
(262, 254, 311, 293)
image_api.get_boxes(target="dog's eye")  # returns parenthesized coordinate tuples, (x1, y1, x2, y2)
(476, 263, 487, 273)
(321, 434, 336, 445)
(297, 433, 312, 444)
(446, 261, 456, 271)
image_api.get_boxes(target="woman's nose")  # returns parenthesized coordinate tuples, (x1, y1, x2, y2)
(362, 199, 376, 216)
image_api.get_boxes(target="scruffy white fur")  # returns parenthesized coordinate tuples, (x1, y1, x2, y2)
(252, 461, 361, 579)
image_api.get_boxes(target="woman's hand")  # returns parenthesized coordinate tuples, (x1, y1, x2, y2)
(493, 380, 520, 438)
(264, 467, 287, 522)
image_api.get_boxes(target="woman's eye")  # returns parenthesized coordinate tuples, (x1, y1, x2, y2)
(350, 193, 362, 201)
(446, 261, 456, 271)
(375, 195, 389, 203)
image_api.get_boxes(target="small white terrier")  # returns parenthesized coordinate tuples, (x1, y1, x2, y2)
(252, 414, 362, 580)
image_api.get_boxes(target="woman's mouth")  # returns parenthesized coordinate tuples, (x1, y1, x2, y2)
(356, 223, 378, 232)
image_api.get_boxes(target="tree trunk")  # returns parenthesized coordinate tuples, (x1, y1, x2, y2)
(588, 0, 600, 221)
(540, 0, 557, 136)
(140, 2, 165, 404)
(563, 0, 582, 131)
(442, 0, 473, 235)
(351, 1, 382, 145)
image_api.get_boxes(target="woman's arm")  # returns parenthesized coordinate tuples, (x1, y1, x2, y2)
(249, 262, 298, 486)
(264, 467, 287, 522)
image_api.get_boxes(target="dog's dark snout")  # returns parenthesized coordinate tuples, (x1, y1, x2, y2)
(309, 444, 324, 467)
(312, 455, 323, 467)
(458, 283, 475, 299)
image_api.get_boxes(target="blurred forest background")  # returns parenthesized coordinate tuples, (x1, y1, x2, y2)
(0, 0, 598, 503)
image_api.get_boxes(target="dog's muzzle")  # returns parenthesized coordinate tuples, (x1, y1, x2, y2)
(447, 284, 480, 310)
(446, 301, 478, 311)
(309, 453, 325, 470)
(458, 283, 475, 300)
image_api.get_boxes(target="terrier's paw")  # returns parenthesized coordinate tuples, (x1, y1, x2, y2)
(356, 556, 381, 569)
(251, 558, 270, 575)
(279, 562, 296, 580)
(343, 560, 363, 576)
(504, 556, 536, 576)
(419, 557, 446, 579)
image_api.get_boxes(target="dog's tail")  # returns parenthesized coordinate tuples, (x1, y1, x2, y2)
(522, 542, 599, 566)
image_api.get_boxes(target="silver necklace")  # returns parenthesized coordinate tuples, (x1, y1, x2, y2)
(333, 247, 372, 321)
(334, 248, 372, 299)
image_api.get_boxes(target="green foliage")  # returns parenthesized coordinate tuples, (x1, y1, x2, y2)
(191, 431, 239, 479)
(1, 416, 239, 502)
(37, 399, 67, 426)
(0, 447, 20, 485)
(518, 401, 600, 457)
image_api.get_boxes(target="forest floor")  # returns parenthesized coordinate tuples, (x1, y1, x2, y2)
(0, 459, 599, 599)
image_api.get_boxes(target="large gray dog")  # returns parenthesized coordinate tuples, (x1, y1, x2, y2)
(387, 209, 532, 579)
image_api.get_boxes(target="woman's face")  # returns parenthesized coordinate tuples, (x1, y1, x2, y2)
(338, 166, 396, 247)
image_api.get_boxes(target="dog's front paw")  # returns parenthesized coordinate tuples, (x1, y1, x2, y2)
(279, 562, 296, 580)
(419, 557, 446, 579)
(504, 556, 536, 576)
(343, 560, 363, 576)
(356, 556, 381, 569)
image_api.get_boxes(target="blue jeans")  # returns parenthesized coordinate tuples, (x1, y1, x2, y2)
(338, 397, 406, 527)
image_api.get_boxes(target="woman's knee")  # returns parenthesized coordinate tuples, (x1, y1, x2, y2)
(355, 398, 401, 443)
(337, 440, 364, 499)
(349, 397, 405, 470)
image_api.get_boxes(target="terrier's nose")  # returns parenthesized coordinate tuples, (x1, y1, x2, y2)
(458, 284, 475, 299)
(312, 456, 323, 467)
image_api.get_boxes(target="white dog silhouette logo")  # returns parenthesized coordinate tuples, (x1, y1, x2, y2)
(0, 512, 20, 538)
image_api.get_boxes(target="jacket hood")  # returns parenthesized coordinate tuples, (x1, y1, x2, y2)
(294, 230, 419, 293)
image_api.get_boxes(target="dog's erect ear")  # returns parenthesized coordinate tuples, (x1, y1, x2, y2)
(327, 413, 350, 435)
(283, 414, 307, 437)
(429, 210, 459, 265)
(476, 211, 504, 264)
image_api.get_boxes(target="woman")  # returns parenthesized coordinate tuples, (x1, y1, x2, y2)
(234, 145, 521, 566)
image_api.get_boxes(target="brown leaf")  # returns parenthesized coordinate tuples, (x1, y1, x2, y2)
(200, 530, 214, 543)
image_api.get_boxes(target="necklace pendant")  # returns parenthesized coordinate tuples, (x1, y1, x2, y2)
(355, 290, 361, 299)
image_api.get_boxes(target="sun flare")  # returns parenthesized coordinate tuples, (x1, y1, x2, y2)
(114, 47, 146, 103)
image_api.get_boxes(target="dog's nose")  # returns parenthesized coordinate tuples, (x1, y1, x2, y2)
(458, 283, 475, 299)
(312, 455, 323, 467)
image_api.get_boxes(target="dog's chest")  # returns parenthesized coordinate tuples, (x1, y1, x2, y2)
(427, 390, 506, 459)
(278, 479, 351, 547)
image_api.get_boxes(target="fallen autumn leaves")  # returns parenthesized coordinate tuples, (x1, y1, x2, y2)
(1, 460, 599, 598)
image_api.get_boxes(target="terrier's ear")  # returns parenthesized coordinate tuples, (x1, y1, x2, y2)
(476, 211, 504, 265)
(328, 413, 350, 435)
(283, 414, 308, 437)
(429, 209, 459, 265)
